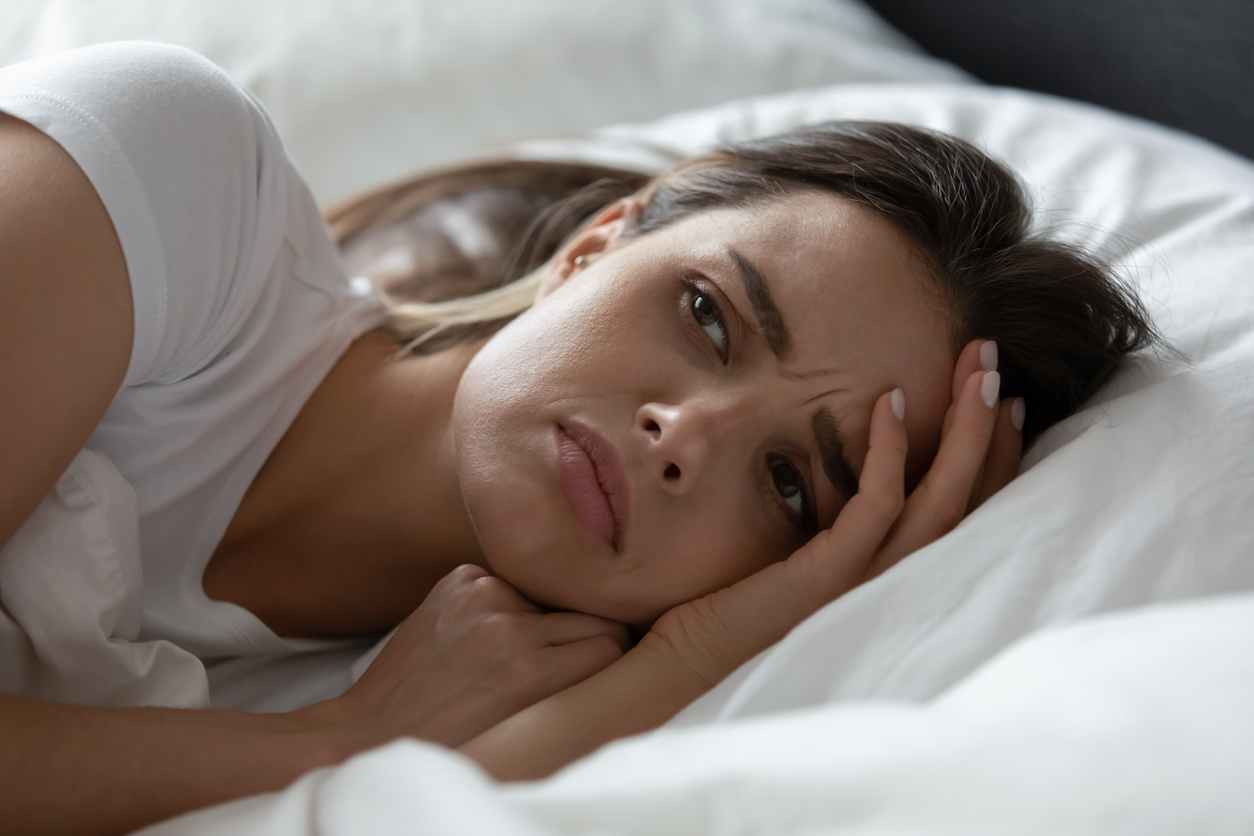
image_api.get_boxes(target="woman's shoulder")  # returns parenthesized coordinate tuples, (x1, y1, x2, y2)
(0, 41, 262, 147)
(2, 42, 383, 656)
(0, 41, 296, 388)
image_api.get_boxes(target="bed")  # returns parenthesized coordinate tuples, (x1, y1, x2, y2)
(1, 1, 1252, 833)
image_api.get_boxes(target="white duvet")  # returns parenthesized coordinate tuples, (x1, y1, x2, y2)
(142, 594, 1254, 835)
(1, 2, 1252, 834)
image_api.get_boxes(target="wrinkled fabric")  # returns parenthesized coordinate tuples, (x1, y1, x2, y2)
(140, 596, 1254, 835)
(0, 449, 209, 708)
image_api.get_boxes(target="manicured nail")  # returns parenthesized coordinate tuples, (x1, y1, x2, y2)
(980, 371, 1000, 409)
(891, 388, 906, 421)
(1011, 397, 1026, 431)
(979, 340, 998, 372)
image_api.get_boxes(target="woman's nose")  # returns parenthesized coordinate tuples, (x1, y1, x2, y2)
(635, 401, 723, 493)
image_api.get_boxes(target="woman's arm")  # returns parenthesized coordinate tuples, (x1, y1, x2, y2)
(0, 693, 341, 836)
(0, 564, 629, 836)
(0, 113, 293, 836)
(3, 567, 631, 836)
(0, 113, 133, 554)
(464, 348, 1023, 781)
(0, 561, 627, 836)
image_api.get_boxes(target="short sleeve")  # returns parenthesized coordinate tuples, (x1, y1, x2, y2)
(0, 42, 289, 386)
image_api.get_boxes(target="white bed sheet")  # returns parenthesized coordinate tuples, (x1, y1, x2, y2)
(141, 76, 1254, 833)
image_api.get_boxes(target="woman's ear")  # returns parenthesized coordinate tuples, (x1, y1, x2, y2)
(536, 198, 643, 300)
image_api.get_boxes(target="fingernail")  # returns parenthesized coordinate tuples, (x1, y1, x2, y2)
(1011, 397, 1026, 431)
(979, 340, 998, 372)
(981, 371, 1000, 409)
(891, 388, 906, 421)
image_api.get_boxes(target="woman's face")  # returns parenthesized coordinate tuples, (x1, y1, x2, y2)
(452, 192, 954, 626)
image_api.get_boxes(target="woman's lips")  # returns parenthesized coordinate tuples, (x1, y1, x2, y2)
(554, 422, 631, 550)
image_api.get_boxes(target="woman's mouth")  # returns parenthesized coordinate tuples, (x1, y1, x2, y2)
(554, 421, 631, 550)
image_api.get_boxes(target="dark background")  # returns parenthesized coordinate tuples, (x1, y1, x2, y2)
(862, 0, 1254, 161)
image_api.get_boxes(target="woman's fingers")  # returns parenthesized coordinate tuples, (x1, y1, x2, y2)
(646, 389, 909, 687)
(938, 338, 992, 441)
(865, 367, 1000, 578)
(745, 389, 908, 614)
(537, 611, 633, 652)
(908, 368, 1000, 525)
(644, 341, 1019, 693)
(526, 636, 626, 700)
(816, 388, 909, 571)
(953, 339, 994, 401)
(342, 566, 635, 749)
(970, 397, 1024, 509)
(938, 339, 1023, 512)
(657, 353, 1019, 693)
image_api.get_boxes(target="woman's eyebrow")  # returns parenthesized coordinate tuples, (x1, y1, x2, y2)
(728, 247, 791, 359)
(813, 408, 859, 501)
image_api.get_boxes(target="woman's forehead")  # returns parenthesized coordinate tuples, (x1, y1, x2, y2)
(658, 194, 950, 373)
(654, 193, 955, 474)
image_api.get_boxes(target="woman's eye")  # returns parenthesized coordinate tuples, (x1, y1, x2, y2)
(768, 455, 807, 519)
(691, 292, 728, 356)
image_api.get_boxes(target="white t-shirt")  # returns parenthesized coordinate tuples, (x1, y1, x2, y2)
(0, 42, 383, 660)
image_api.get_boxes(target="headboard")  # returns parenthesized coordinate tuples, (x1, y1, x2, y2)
(862, 0, 1254, 161)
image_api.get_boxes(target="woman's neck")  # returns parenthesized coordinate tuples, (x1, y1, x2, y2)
(204, 329, 488, 638)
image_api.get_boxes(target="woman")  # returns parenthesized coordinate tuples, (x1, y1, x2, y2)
(0, 43, 1154, 835)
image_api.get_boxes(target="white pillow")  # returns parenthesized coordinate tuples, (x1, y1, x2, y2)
(0, 0, 969, 204)
(510, 84, 1254, 723)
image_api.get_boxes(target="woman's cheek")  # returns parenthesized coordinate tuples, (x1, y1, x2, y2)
(648, 508, 778, 610)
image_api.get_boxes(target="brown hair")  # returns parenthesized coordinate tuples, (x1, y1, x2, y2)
(329, 121, 1158, 444)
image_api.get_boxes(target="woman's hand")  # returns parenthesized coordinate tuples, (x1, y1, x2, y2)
(643, 339, 1023, 689)
(303, 564, 631, 750)
(866, 338, 1024, 578)
(461, 340, 1023, 781)
(0, 566, 624, 836)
